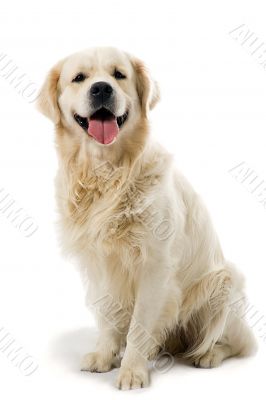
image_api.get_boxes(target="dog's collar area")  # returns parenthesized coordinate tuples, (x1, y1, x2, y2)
(74, 108, 129, 132)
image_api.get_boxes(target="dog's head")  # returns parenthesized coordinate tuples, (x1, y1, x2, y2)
(38, 47, 159, 151)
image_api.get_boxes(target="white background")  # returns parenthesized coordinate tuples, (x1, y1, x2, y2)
(0, 0, 266, 398)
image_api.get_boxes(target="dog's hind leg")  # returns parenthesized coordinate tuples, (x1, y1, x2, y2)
(193, 343, 232, 368)
(179, 264, 257, 367)
(194, 306, 257, 368)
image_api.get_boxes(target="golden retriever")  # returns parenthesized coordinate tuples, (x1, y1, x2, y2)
(38, 47, 257, 390)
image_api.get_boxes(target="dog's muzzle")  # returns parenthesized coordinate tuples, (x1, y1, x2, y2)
(73, 81, 129, 145)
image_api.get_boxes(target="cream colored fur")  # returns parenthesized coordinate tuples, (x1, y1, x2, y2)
(38, 47, 257, 390)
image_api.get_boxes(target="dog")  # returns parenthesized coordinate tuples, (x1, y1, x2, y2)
(38, 47, 257, 390)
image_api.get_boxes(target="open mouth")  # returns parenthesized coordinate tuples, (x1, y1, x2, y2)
(74, 108, 128, 145)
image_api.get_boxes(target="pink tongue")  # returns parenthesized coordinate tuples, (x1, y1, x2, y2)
(88, 118, 119, 144)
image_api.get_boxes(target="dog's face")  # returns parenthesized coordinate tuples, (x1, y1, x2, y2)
(38, 47, 160, 149)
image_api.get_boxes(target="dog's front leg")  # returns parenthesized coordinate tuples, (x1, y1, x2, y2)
(116, 253, 174, 390)
(81, 290, 132, 373)
(81, 311, 127, 373)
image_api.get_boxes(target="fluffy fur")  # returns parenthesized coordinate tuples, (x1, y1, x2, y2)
(38, 47, 257, 390)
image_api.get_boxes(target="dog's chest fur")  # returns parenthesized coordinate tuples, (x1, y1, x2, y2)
(57, 150, 167, 268)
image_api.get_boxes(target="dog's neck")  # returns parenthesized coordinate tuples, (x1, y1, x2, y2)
(54, 119, 171, 235)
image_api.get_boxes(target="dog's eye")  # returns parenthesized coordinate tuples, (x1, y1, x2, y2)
(113, 70, 126, 80)
(72, 73, 86, 83)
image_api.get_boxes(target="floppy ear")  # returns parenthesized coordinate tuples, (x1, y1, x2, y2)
(37, 60, 63, 124)
(131, 57, 160, 116)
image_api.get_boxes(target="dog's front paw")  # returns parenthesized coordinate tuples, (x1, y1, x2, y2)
(116, 366, 149, 390)
(81, 352, 119, 373)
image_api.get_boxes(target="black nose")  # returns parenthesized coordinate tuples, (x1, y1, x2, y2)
(90, 81, 113, 104)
